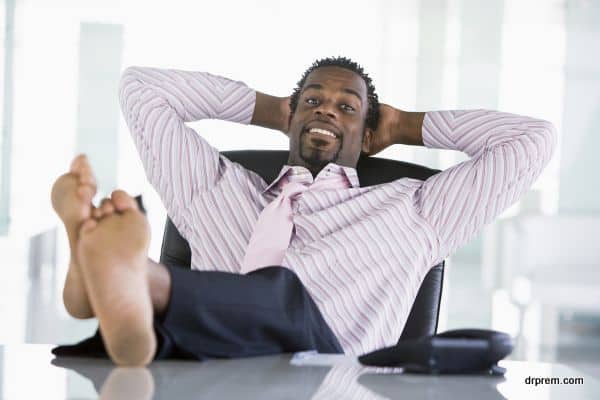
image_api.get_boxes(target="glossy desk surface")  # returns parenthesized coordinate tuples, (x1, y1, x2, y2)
(0, 345, 598, 399)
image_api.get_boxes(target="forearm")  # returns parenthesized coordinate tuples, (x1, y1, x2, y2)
(119, 66, 255, 125)
(393, 109, 426, 146)
(422, 110, 556, 158)
(250, 92, 290, 133)
(119, 67, 255, 208)
(414, 110, 556, 265)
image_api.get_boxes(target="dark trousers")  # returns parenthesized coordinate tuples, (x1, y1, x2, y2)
(52, 265, 343, 360)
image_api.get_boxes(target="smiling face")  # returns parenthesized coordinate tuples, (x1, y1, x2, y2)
(287, 66, 373, 176)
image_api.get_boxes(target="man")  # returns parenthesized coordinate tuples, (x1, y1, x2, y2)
(51, 57, 556, 366)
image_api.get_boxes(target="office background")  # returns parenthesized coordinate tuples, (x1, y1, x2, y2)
(0, 0, 598, 381)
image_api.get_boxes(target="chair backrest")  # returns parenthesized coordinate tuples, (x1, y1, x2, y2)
(160, 150, 445, 342)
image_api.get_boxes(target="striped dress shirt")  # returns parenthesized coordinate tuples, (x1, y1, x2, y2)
(119, 66, 556, 355)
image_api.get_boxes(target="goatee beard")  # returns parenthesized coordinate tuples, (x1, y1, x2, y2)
(297, 130, 343, 175)
(300, 148, 341, 176)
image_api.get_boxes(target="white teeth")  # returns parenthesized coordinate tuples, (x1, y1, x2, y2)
(309, 128, 336, 138)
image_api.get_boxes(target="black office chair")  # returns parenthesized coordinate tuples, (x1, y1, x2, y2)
(159, 150, 445, 343)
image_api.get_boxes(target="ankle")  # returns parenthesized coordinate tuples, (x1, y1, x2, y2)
(62, 291, 93, 319)
(65, 225, 81, 251)
(147, 260, 171, 317)
(63, 269, 93, 318)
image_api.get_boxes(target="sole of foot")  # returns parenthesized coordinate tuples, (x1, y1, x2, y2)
(51, 154, 97, 318)
(78, 190, 156, 366)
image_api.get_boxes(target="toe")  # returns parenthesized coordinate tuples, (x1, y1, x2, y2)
(71, 155, 97, 199)
(69, 154, 86, 173)
(111, 190, 138, 212)
(92, 206, 102, 219)
(77, 184, 96, 201)
(80, 218, 97, 234)
(78, 163, 97, 188)
(100, 198, 115, 216)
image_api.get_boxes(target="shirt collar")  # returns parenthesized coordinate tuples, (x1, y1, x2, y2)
(262, 162, 360, 194)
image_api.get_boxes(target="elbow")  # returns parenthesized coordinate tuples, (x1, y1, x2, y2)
(119, 66, 142, 92)
(543, 120, 558, 160)
(532, 119, 558, 163)
(120, 65, 143, 81)
(118, 66, 144, 112)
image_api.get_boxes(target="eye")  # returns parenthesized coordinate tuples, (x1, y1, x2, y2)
(341, 104, 355, 112)
(305, 97, 319, 106)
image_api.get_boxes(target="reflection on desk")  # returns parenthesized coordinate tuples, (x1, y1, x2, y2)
(0, 345, 598, 399)
(53, 353, 505, 400)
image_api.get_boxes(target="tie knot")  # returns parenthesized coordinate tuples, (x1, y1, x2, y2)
(280, 181, 309, 198)
(276, 171, 352, 199)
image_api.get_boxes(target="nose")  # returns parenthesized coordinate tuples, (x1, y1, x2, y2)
(314, 100, 337, 120)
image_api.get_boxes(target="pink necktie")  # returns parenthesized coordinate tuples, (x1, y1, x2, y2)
(240, 173, 350, 274)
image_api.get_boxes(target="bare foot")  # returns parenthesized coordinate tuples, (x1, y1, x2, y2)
(51, 154, 97, 318)
(78, 190, 156, 366)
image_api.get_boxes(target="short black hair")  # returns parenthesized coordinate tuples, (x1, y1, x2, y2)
(289, 56, 380, 131)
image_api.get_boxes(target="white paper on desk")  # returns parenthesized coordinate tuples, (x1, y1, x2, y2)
(290, 350, 359, 366)
(291, 351, 405, 374)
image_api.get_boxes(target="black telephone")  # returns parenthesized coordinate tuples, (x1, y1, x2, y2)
(358, 329, 513, 375)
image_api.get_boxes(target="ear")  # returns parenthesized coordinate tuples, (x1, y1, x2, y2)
(361, 128, 373, 154)
(286, 112, 294, 137)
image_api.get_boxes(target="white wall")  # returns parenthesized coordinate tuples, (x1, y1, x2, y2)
(3, 0, 594, 346)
